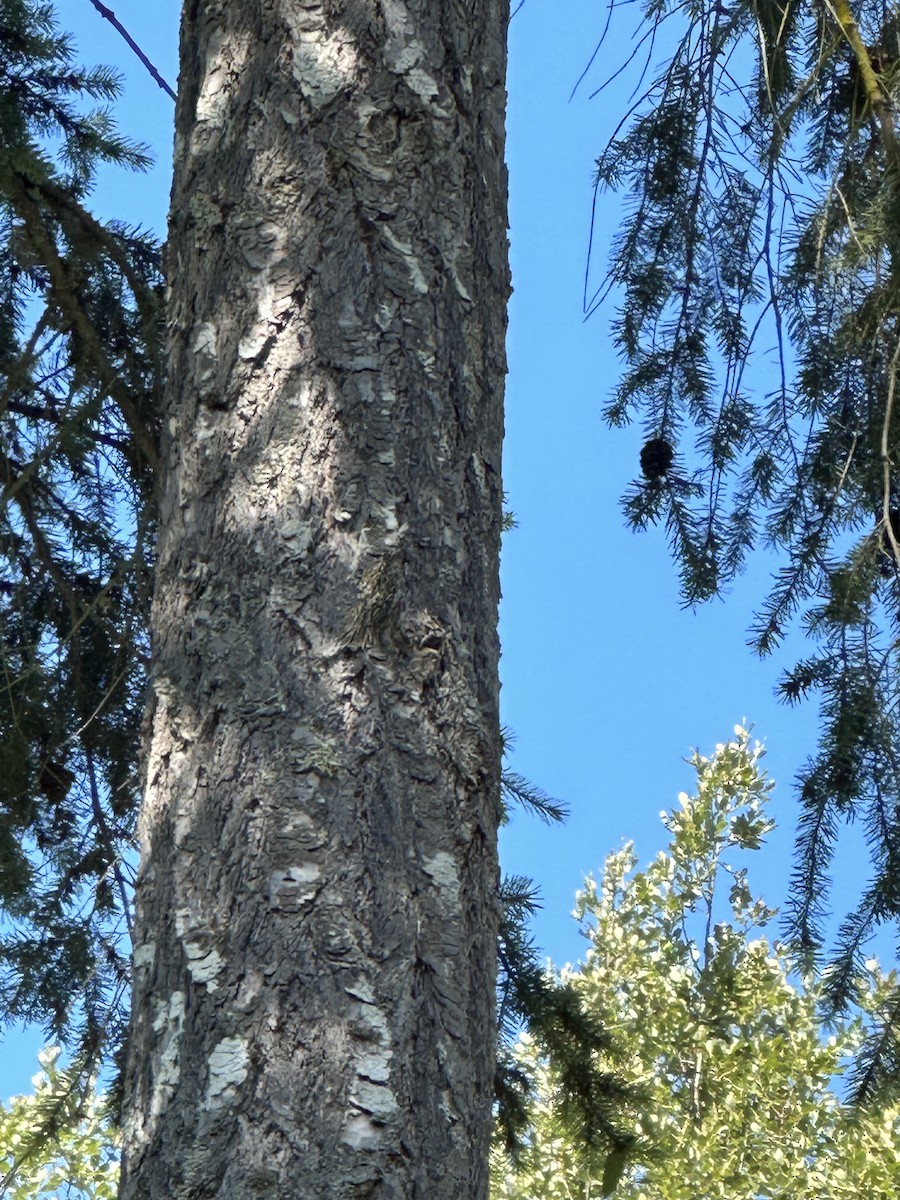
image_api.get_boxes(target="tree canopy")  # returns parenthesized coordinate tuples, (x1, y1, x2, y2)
(5, 0, 900, 1164)
(493, 728, 900, 1198)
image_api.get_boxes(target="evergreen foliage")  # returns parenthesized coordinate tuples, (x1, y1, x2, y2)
(591, 0, 900, 1085)
(0, 0, 162, 1074)
(496, 729, 637, 1160)
(493, 729, 900, 1198)
(495, 872, 637, 1163)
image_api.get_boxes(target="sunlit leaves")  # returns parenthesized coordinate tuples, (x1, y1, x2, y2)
(0, 1048, 119, 1199)
(493, 729, 900, 1198)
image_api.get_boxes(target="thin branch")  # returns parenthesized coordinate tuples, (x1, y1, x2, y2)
(86, 0, 176, 101)
(880, 336, 900, 564)
(86, 750, 134, 936)
(11, 176, 160, 473)
(4, 397, 134, 458)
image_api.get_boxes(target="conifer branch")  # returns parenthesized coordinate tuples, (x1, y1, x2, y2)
(86, 750, 133, 935)
(26, 171, 162, 318)
(880, 336, 900, 565)
(829, 0, 899, 163)
(11, 176, 159, 474)
(3, 392, 135, 459)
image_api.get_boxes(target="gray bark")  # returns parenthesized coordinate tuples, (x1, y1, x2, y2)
(119, 2, 508, 1198)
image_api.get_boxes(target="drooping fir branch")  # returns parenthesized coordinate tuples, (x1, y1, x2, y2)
(495, 732, 636, 1165)
(495, 873, 638, 1166)
(589, 0, 900, 1088)
(849, 977, 900, 1102)
(501, 727, 570, 826)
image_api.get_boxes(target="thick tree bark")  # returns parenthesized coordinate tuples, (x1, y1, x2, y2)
(119, 2, 508, 1198)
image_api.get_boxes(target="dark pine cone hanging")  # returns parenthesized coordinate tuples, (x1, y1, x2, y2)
(640, 437, 674, 480)
(39, 761, 76, 806)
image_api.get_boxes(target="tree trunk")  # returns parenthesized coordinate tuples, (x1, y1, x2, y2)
(119, 2, 508, 1198)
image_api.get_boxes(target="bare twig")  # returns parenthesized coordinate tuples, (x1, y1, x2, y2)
(86, 0, 177, 101)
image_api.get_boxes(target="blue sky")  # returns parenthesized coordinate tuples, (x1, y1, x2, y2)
(1, 0, 888, 1095)
(501, 1, 835, 956)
